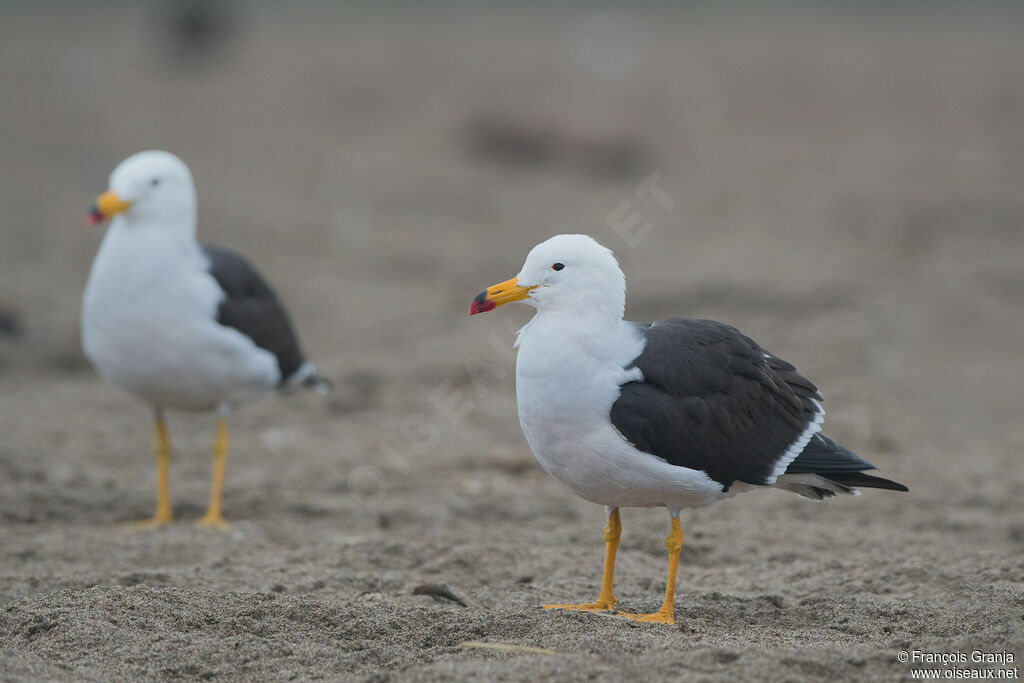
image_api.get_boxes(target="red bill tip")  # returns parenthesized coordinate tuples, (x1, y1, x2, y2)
(469, 290, 495, 315)
(85, 205, 104, 227)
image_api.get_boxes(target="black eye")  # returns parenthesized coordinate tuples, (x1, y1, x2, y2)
(552, 263, 565, 271)
(150, 178, 161, 187)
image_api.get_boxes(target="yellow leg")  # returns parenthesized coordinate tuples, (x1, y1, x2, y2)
(617, 516, 682, 625)
(544, 507, 621, 612)
(119, 414, 174, 528)
(196, 418, 229, 528)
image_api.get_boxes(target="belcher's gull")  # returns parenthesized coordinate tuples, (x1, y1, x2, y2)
(82, 150, 328, 528)
(470, 234, 906, 624)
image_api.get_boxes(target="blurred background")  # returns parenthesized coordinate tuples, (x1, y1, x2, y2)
(0, 2, 1022, 679)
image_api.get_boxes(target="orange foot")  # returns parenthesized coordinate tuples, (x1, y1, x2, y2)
(543, 597, 617, 613)
(195, 513, 229, 529)
(615, 608, 675, 625)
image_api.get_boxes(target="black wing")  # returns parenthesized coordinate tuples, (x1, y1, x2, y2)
(203, 245, 306, 383)
(609, 318, 823, 490)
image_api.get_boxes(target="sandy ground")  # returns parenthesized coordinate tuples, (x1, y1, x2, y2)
(1, 4, 1023, 681)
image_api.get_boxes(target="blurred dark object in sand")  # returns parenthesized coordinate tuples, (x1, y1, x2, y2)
(412, 583, 469, 607)
(463, 113, 652, 182)
(155, 0, 241, 65)
(0, 307, 21, 374)
(0, 308, 22, 339)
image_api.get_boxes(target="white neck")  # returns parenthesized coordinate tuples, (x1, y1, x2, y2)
(113, 207, 198, 245)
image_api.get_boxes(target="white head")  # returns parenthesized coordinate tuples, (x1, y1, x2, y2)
(87, 150, 197, 234)
(470, 234, 626, 321)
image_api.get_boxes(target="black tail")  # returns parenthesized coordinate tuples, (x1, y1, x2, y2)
(786, 434, 908, 492)
(820, 470, 908, 492)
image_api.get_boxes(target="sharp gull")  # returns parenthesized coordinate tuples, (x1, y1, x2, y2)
(470, 233, 907, 624)
(82, 150, 328, 528)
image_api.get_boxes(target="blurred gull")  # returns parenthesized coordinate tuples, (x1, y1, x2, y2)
(82, 150, 328, 528)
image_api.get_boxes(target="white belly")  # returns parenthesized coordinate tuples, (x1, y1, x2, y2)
(522, 410, 725, 509)
(81, 227, 279, 411)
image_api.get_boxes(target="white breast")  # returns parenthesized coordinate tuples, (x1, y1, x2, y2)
(515, 317, 724, 510)
(82, 223, 279, 411)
